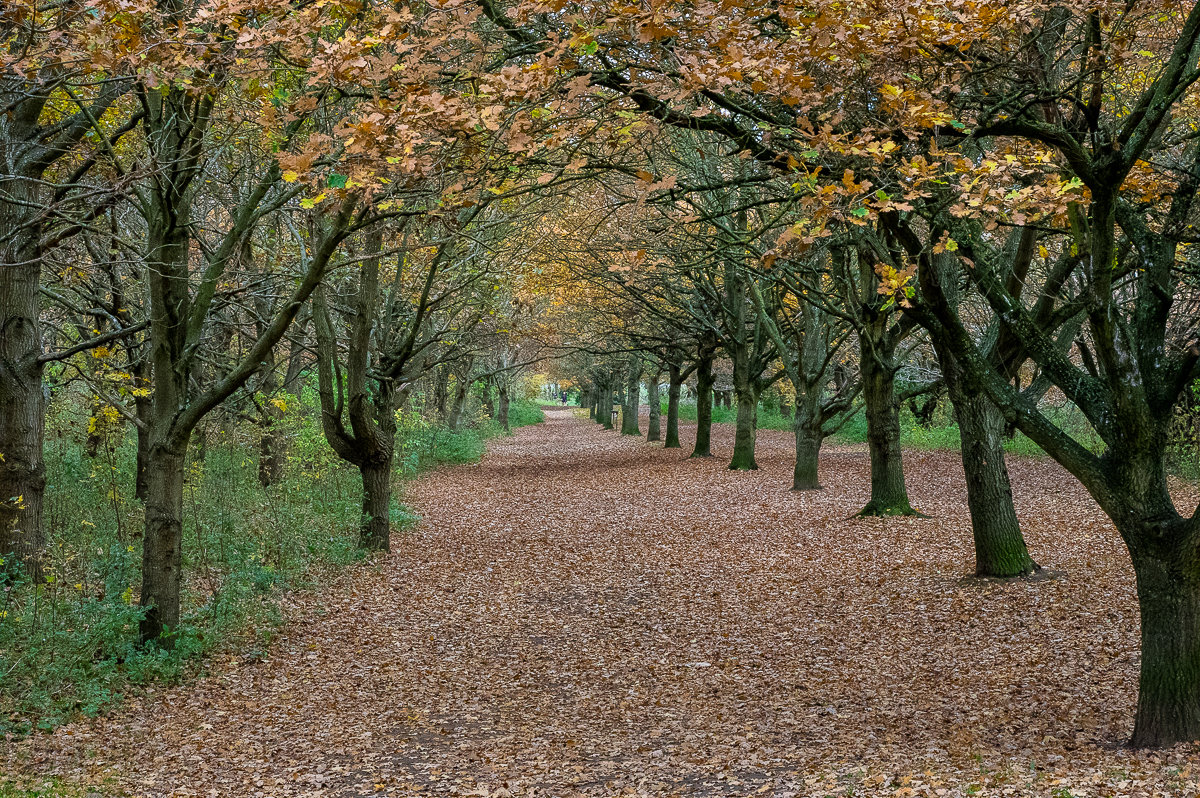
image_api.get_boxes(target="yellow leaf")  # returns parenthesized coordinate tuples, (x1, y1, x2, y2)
(282, 170, 300, 183)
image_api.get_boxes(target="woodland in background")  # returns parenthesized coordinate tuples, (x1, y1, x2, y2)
(4, 0, 1200, 767)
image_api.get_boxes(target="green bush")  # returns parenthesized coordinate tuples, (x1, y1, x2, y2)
(507, 399, 546, 428)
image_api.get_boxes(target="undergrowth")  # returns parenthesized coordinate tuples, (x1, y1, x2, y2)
(0, 389, 543, 736)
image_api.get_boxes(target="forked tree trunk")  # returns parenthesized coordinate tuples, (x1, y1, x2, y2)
(139, 444, 187, 642)
(646, 369, 662, 442)
(1129, 549, 1200, 747)
(729, 385, 759, 470)
(858, 334, 914, 516)
(692, 357, 714, 458)
(665, 365, 682, 449)
(953, 386, 1036, 576)
(359, 459, 392, 552)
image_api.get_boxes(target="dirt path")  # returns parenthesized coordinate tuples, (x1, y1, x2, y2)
(9, 409, 1200, 796)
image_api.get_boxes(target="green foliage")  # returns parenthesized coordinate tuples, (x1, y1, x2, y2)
(507, 399, 546, 428)
(1167, 380, 1200, 481)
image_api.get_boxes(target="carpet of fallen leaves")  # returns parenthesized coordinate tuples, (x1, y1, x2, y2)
(7, 408, 1200, 798)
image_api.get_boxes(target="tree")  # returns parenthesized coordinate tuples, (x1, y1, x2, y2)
(0, 5, 133, 569)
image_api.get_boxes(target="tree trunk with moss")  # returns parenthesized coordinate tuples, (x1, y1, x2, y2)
(729, 384, 759, 470)
(792, 390, 824, 490)
(948, 364, 1036, 576)
(858, 327, 914, 516)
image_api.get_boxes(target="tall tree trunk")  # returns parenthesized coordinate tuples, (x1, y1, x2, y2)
(0, 205, 46, 572)
(586, 388, 595, 419)
(792, 392, 823, 490)
(0, 83, 127, 574)
(482, 381, 496, 419)
(646, 368, 662, 442)
(258, 421, 284, 488)
(497, 382, 511, 431)
(447, 382, 470, 431)
(665, 364, 682, 449)
(133, 360, 153, 503)
(930, 251, 1034, 575)
(601, 381, 615, 430)
(139, 164, 194, 644)
(951, 379, 1035, 576)
(282, 311, 309, 396)
(621, 359, 642, 435)
(1129, 547, 1200, 747)
(729, 385, 759, 470)
(858, 332, 914, 516)
(139, 443, 187, 642)
(359, 458, 392, 552)
(691, 356, 714, 458)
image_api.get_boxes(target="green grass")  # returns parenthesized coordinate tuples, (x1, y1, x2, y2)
(0, 780, 96, 798)
(664, 398, 1096, 458)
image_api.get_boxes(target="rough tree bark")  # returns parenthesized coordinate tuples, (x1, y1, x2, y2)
(691, 345, 716, 458)
(729, 379, 760, 470)
(858, 324, 915, 516)
(600, 378, 615, 430)
(792, 390, 824, 490)
(621, 357, 642, 435)
(664, 364, 683, 449)
(0, 248, 45, 570)
(497, 381, 511, 431)
(646, 366, 662, 442)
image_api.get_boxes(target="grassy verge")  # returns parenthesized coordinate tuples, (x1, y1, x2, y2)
(0, 395, 543, 736)
(663, 399, 1096, 457)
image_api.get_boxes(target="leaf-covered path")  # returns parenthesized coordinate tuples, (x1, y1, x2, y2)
(10, 409, 1200, 796)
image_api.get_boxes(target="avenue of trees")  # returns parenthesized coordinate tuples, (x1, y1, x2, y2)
(3, 0, 1200, 749)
